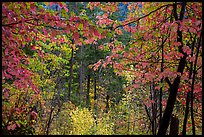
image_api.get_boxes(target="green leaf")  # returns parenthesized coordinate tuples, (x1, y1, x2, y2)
(111, 6, 115, 11)
(78, 23, 83, 30)
(60, 93, 64, 97)
(70, 11, 75, 16)
(61, 9, 68, 18)
(107, 32, 112, 39)
(98, 28, 103, 34)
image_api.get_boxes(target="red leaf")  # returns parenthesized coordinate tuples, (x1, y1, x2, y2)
(42, 28, 47, 35)
(98, 45, 103, 50)
(116, 29, 122, 35)
(7, 125, 11, 131)
(64, 6, 68, 12)
(103, 13, 108, 18)
(31, 111, 38, 119)
(182, 46, 191, 55)
(73, 32, 79, 41)
(60, 38, 65, 43)
(182, 100, 185, 105)
(31, 46, 36, 50)
(27, 37, 32, 42)
(38, 50, 41, 57)
(106, 56, 111, 62)
(4, 91, 9, 99)
(133, 84, 139, 89)
(114, 54, 118, 58)
(30, 3, 36, 12)
(7, 124, 16, 131)
(4, 70, 13, 79)
(149, 99, 155, 104)
(50, 2, 54, 7)
(155, 86, 160, 90)
(142, 62, 148, 68)
(178, 88, 182, 92)
(58, 3, 63, 8)
(93, 29, 100, 37)
(5, 48, 9, 55)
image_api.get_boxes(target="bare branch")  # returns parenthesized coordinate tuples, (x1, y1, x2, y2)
(113, 3, 183, 30)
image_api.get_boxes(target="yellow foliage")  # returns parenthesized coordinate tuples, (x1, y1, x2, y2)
(94, 115, 114, 135)
(70, 107, 94, 135)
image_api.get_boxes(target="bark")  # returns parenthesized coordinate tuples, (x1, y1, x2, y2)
(190, 29, 202, 135)
(93, 42, 98, 125)
(153, 90, 157, 135)
(127, 90, 132, 134)
(144, 104, 152, 125)
(182, 93, 190, 135)
(159, 37, 164, 124)
(46, 106, 54, 135)
(79, 45, 84, 102)
(169, 115, 179, 135)
(56, 77, 61, 107)
(93, 72, 98, 125)
(151, 82, 157, 135)
(86, 72, 91, 108)
(68, 47, 74, 101)
(105, 80, 110, 113)
(94, 72, 97, 101)
(105, 92, 110, 113)
(157, 2, 187, 135)
(182, 37, 196, 135)
(150, 83, 155, 135)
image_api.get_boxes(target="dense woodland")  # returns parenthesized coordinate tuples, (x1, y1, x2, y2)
(2, 2, 202, 135)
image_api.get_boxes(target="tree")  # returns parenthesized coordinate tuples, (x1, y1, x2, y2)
(92, 2, 202, 135)
(2, 2, 202, 135)
(2, 2, 105, 134)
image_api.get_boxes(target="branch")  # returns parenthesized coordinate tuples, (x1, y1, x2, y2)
(179, 2, 187, 20)
(165, 77, 172, 88)
(2, 18, 35, 27)
(122, 57, 179, 65)
(172, 3, 178, 21)
(144, 104, 152, 123)
(113, 3, 183, 30)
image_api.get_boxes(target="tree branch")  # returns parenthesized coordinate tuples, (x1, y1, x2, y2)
(2, 18, 35, 27)
(113, 3, 183, 30)
(165, 77, 172, 88)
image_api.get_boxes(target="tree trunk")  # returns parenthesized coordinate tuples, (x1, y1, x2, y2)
(182, 37, 196, 135)
(190, 29, 202, 135)
(68, 47, 74, 101)
(79, 45, 84, 102)
(93, 72, 98, 125)
(150, 83, 155, 135)
(159, 37, 164, 124)
(126, 90, 131, 135)
(157, 2, 187, 135)
(105, 84, 110, 113)
(86, 73, 91, 108)
(46, 106, 54, 135)
(94, 72, 97, 102)
(169, 115, 179, 135)
(153, 87, 157, 135)
(182, 92, 190, 135)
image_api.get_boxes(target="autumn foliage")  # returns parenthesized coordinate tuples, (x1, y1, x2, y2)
(2, 2, 202, 135)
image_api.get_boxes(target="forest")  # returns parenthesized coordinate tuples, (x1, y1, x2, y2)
(2, 2, 202, 135)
